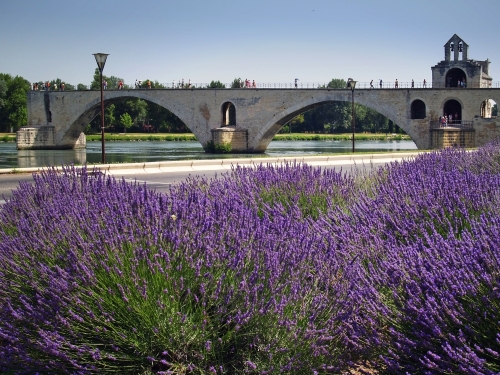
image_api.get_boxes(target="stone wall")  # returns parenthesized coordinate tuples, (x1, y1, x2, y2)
(211, 127, 248, 152)
(430, 128, 475, 149)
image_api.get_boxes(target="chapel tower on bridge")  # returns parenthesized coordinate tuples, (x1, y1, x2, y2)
(431, 34, 492, 89)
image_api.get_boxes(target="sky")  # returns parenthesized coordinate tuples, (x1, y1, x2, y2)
(1, 0, 500, 87)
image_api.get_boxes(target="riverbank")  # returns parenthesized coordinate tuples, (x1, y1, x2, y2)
(0, 132, 410, 142)
(86, 133, 411, 142)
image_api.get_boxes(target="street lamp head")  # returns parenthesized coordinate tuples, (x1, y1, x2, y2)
(347, 78, 357, 91)
(93, 53, 109, 72)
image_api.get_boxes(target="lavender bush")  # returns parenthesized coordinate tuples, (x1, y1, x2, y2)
(1, 139, 500, 374)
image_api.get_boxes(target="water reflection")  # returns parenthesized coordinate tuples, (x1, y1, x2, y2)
(0, 139, 417, 169)
(16, 149, 87, 168)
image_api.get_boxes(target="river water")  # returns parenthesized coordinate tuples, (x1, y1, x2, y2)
(0, 140, 417, 169)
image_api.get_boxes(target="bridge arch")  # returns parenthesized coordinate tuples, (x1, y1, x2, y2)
(61, 90, 194, 144)
(251, 94, 407, 152)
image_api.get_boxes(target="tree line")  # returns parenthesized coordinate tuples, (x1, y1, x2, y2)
(1, 72, 413, 134)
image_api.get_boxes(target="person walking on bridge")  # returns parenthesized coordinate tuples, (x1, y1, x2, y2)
(395, 79, 398, 88)
(379, 79, 383, 88)
(370, 80, 374, 88)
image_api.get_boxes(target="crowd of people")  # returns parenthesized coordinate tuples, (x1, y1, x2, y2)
(30, 77, 471, 91)
(369, 79, 428, 88)
(439, 112, 460, 127)
(171, 79, 192, 89)
(32, 82, 66, 91)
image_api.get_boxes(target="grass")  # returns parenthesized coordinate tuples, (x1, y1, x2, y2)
(1, 132, 410, 142)
(0, 133, 16, 142)
(274, 133, 410, 141)
(86, 133, 197, 141)
(84, 133, 411, 142)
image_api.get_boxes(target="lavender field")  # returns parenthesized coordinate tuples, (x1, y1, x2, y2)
(1, 140, 500, 374)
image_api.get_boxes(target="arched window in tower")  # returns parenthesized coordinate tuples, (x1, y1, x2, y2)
(221, 102, 236, 126)
(410, 100, 426, 119)
(445, 68, 467, 88)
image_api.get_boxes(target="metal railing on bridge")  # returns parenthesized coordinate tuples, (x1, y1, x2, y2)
(429, 120, 474, 130)
(30, 81, 500, 91)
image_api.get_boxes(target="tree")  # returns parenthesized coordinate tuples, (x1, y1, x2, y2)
(207, 80, 225, 88)
(119, 113, 133, 133)
(49, 78, 74, 91)
(230, 78, 243, 88)
(90, 68, 125, 90)
(323, 78, 347, 89)
(0, 73, 30, 132)
(77, 83, 88, 90)
(90, 68, 102, 90)
(0, 78, 6, 109)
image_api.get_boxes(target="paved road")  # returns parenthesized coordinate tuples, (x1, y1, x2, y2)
(0, 152, 423, 203)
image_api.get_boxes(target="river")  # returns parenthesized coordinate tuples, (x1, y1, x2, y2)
(0, 140, 417, 169)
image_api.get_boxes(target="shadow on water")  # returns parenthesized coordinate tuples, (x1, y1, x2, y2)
(0, 140, 417, 169)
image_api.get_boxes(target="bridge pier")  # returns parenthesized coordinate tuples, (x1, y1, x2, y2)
(430, 128, 475, 149)
(17, 126, 86, 150)
(210, 126, 248, 152)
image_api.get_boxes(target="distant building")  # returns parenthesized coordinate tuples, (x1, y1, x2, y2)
(432, 34, 492, 89)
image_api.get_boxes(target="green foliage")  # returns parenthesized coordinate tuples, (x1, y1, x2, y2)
(49, 78, 74, 91)
(0, 79, 7, 108)
(215, 142, 232, 153)
(119, 113, 133, 133)
(0, 73, 30, 132)
(90, 68, 125, 90)
(86, 133, 197, 141)
(205, 140, 215, 152)
(205, 140, 232, 153)
(230, 78, 243, 88)
(77, 83, 88, 90)
(105, 104, 115, 128)
(0, 134, 15, 142)
(286, 78, 398, 134)
(90, 68, 101, 90)
(324, 78, 347, 89)
(207, 80, 226, 89)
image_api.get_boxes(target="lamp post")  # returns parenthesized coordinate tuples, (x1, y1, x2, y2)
(347, 78, 357, 153)
(93, 53, 109, 164)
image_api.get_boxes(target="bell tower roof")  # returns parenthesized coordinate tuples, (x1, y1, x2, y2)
(443, 34, 469, 61)
(444, 34, 469, 48)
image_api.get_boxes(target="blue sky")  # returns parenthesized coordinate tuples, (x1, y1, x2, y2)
(1, 0, 499, 87)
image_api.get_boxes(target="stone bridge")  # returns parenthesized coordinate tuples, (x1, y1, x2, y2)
(20, 88, 500, 151)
